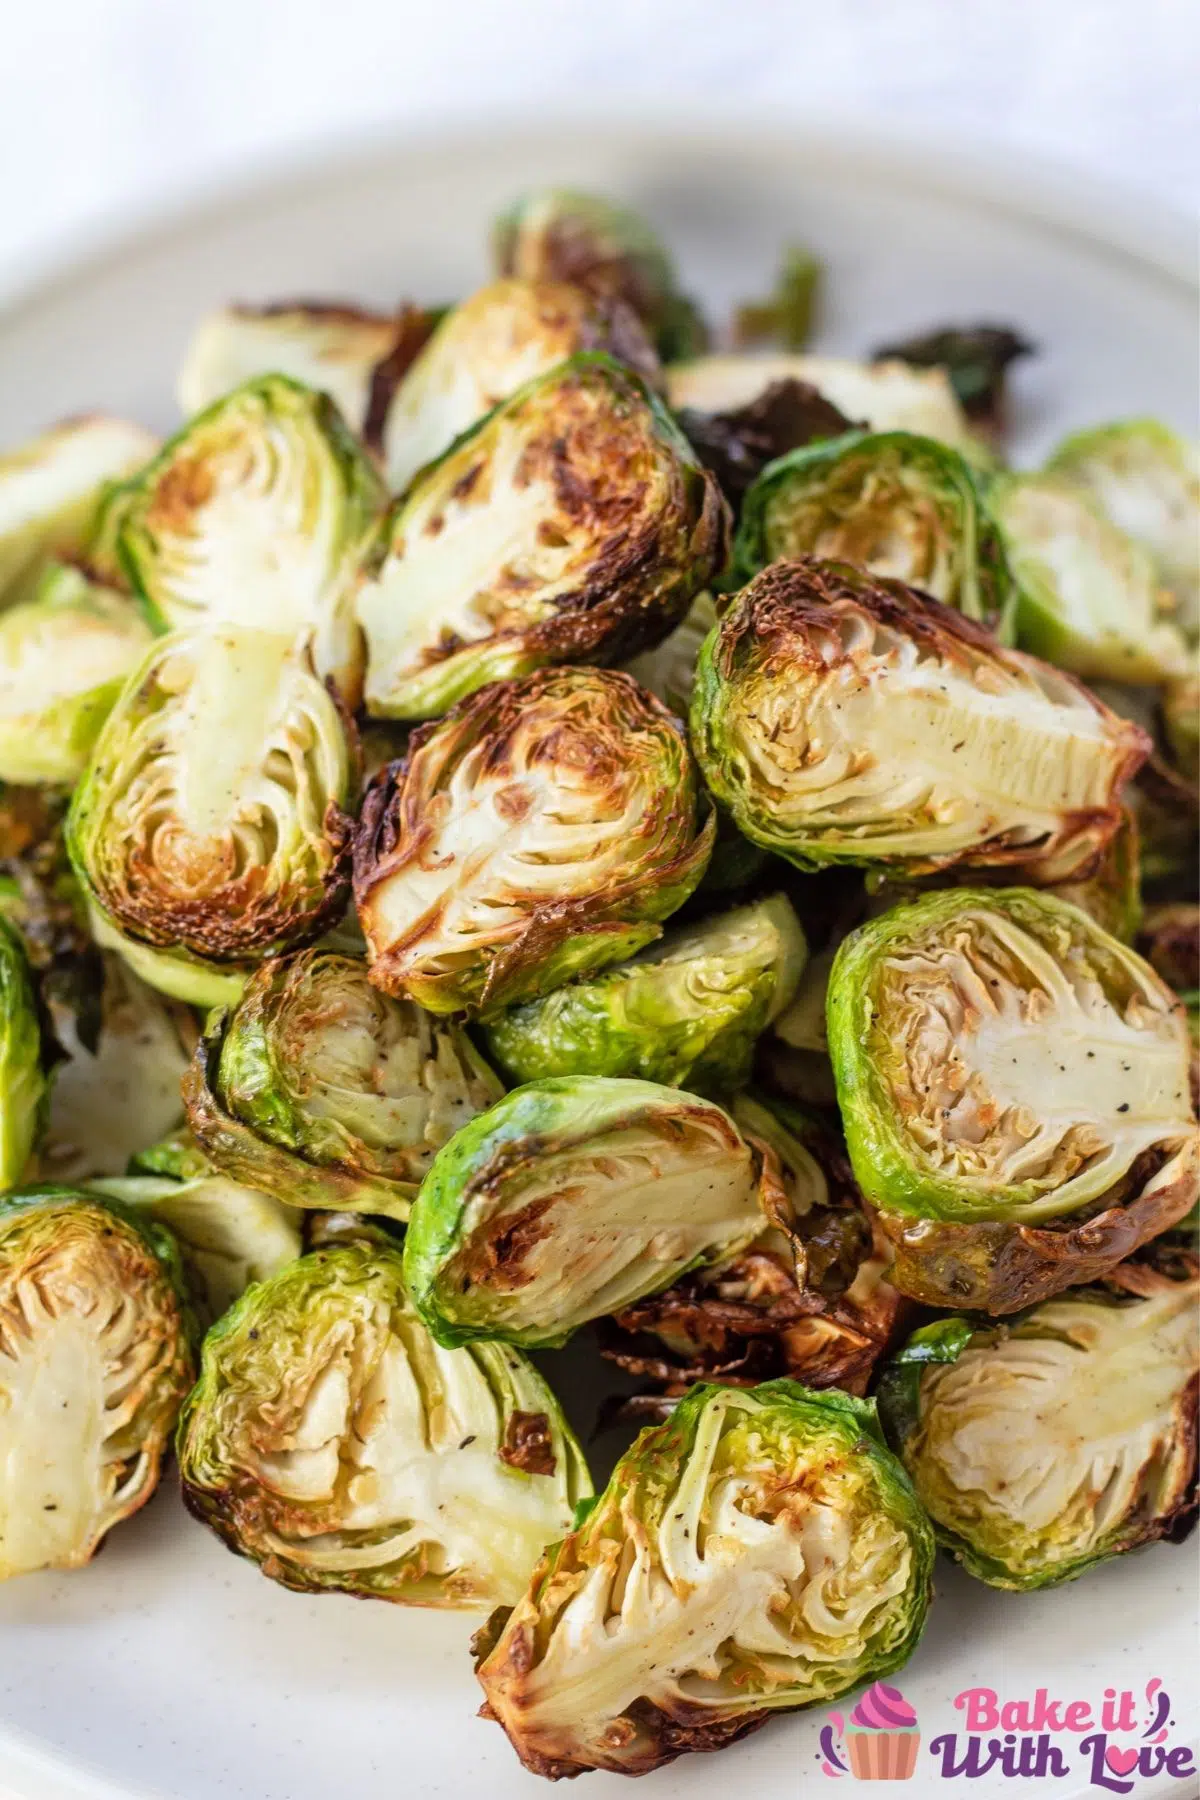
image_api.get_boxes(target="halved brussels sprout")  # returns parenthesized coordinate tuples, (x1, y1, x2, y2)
(0, 562, 154, 785)
(492, 188, 702, 359)
(176, 301, 432, 433)
(40, 951, 195, 1185)
(878, 1255, 1199, 1588)
(990, 472, 1188, 682)
(480, 894, 805, 1093)
(0, 918, 51, 1189)
(0, 1187, 193, 1578)
(379, 278, 660, 494)
(1047, 420, 1200, 634)
(403, 1077, 767, 1350)
(601, 1093, 903, 1396)
(85, 902, 251, 1010)
(827, 888, 1199, 1312)
(359, 353, 727, 720)
(691, 557, 1148, 877)
(353, 666, 714, 1015)
(91, 1168, 301, 1326)
(98, 375, 384, 698)
(871, 324, 1034, 442)
(474, 1380, 934, 1779)
(666, 354, 975, 451)
(0, 416, 157, 604)
(177, 1240, 590, 1605)
(735, 432, 1014, 634)
(68, 626, 357, 990)
(183, 949, 504, 1218)
(622, 588, 717, 717)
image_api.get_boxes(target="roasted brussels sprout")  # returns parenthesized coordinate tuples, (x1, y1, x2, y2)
(0, 416, 157, 604)
(990, 472, 1188, 682)
(878, 1255, 1199, 1588)
(674, 379, 855, 506)
(68, 627, 357, 1003)
(0, 562, 154, 785)
(358, 353, 727, 720)
(178, 1240, 590, 1605)
(492, 188, 702, 360)
(827, 888, 1199, 1312)
(91, 1168, 301, 1326)
(0, 1187, 193, 1578)
(40, 952, 194, 1185)
(691, 558, 1148, 877)
(474, 1380, 934, 1779)
(98, 375, 385, 698)
(871, 323, 1034, 441)
(480, 894, 804, 1093)
(403, 1078, 768, 1350)
(1049, 804, 1142, 943)
(601, 1093, 903, 1396)
(176, 300, 434, 435)
(379, 278, 660, 494)
(1047, 420, 1200, 634)
(0, 918, 51, 1189)
(734, 431, 1014, 633)
(354, 666, 713, 1015)
(183, 949, 504, 1218)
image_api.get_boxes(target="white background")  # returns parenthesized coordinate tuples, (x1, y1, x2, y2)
(1, 0, 1197, 298)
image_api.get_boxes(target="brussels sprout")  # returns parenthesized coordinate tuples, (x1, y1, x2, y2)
(403, 1077, 768, 1350)
(68, 626, 356, 992)
(0, 562, 154, 786)
(601, 1093, 903, 1396)
(735, 431, 1014, 633)
(1162, 671, 1199, 781)
(84, 902, 250, 1010)
(1049, 804, 1142, 943)
(675, 379, 856, 506)
(492, 188, 702, 360)
(183, 949, 504, 1218)
(827, 888, 1199, 1313)
(40, 952, 194, 1185)
(359, 353, 727, 720)
(621, 588, 717, 717)
(691, 558, 1148, 878)
(989, 471, 1188, 682)
(732, 245, 823, 350)
(176, 300, 434, 434)
(0, 416, 157, 605)
(878, 1257, 1199, 1588)
(177, 1240, 590, 1605)
(667, 354, 975, 451)
(0, 1187, 193, 1578)
(91, 1169, 301, 1326)
(474, 1380, 934, 1778)
(1047, 420, 1200, 634)
(1139, 902, 1199, 994)
(98, 375, 384, 698)
(480, 894, 805, 1093)
(379, 278, 660, 494)
(871, 324, 1034, 441)
(354, 666, 714, 1015)
(0, 919, 51, 1190)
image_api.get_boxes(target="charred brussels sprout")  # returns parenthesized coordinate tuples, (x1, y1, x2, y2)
(353, 666, 714, 1015)
(0, 919, 51, 1189)
(0, 1188, 193, 1578)
(691, 558, 1147, 877)
(359, 353, 727, 721)
(480, 894, 805, 1093)
(0, 563, 153, 785)
(177, 1240, 590, 1605)
(735, 432, 1014, 634)
(0, 416, 157, 604)
(99, 375, 384, 698)
(990, 472, 1188, 682)
(475, 1381, 934, 1779)
(827, 888, 1199, 1312)
(878, 1257, 1199, 1588)
(403, 1078, 767, 1350)
(1047, 420, 1200, 634)
(67, 627, 357, 1003)
(379, 278, 660, 495)
(674, 380, 855, 507)
(871, 323, 1034, 442)
(183, 949, 504, 1218)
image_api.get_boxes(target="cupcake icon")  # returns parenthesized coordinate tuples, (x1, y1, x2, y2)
(845, 1682, 920, 1779)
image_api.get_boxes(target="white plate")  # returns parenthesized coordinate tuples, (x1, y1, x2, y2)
(0, 121, 1196, 1800)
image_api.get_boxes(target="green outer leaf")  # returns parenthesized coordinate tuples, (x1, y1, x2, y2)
(82, 900, 250, 1009)
(0, 916, 50, 1187)
(875, 1316, 977, 1456)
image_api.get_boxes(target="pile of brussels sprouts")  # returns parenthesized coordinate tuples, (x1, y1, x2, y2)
(0, 185, 1196, 1782)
